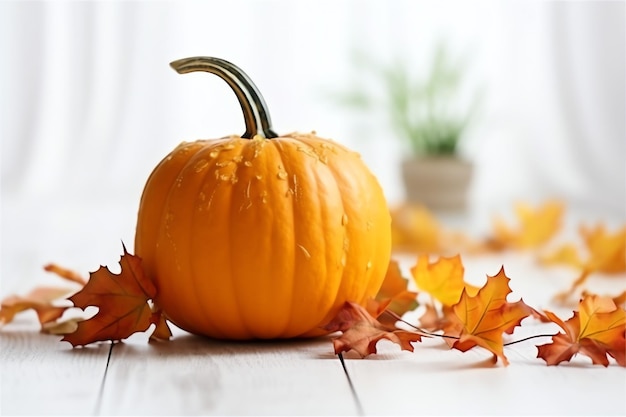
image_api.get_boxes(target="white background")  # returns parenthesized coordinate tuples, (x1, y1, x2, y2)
(1, 0, 624, 292)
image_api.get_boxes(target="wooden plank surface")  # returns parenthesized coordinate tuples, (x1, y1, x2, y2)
(2, 205, 625, 416)
(99, 328, 358, 416)
(0, 318, 111, 416)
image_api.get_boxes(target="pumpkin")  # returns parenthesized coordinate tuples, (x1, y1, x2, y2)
(135, 56, 392, 340)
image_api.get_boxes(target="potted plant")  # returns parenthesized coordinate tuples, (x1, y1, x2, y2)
(332, 43, 479, 212)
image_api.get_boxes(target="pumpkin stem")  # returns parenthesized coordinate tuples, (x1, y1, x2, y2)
(170, 56, 278, 139)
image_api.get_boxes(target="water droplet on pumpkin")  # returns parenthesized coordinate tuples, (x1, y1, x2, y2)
(341, 214, 349, 226)
(340, 254, 347, 267)
(244, 160, 253, 167)
(209, 150, 219, 159)
(216, 160, 230, 167)
(297, 244, 311, 260)
(194, 159, 208, 172)
(220, 174, 231, 182)
(256, 174, 263, 180)
(366, 221, 373, 231)
(232, 155, 243, 163)
(277, 171, 288, 180)
(366, 261, 372, 270)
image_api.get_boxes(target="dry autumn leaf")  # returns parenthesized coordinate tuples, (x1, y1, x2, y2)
(417, 302, 450, 333)
(374, 260, 419, 318)
(43, 263, 88, 286)
(0, 262, 88, 329)
(323, 301, 423, 357)
(544, 224, 626, 301)
(537, 294, 625, 367)
(0, 287, 72, 328)
(390, 203, 442, 253)
(490, 200, 564, 250)
(442, 267, 533, 366)
(410, 254, 479, 307)
(62, 245, 171, 346)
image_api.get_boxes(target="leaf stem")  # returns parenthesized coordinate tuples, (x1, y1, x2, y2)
(381, 309, 459, 340)
(382, 309, 556, 345)
(503, 334, 555, 346)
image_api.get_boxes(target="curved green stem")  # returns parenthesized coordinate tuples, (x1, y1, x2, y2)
(170, 56, 278, 139)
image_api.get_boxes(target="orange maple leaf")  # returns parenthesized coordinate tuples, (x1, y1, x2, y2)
(410, 254, 479, 307)
(417, 302, 451, 333)
(62, 245, 170, 346)
(0, 287, 72, 328)
(537, 294, 625, 367)
(442, 267, 533, 366)
(374, 260, 419, 318)
(0, 262, 88, 329)
(490, 200, 564, 250)
(323, 301, 423, 357)
(43, 263, 88, 286)
(546, 224, 626, 301)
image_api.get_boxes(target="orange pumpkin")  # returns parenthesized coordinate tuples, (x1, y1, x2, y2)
(135, 57, 391, 339)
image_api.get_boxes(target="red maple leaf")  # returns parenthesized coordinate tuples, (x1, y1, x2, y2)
(323, 302, 423, 358)
(63, 245, 170, 346)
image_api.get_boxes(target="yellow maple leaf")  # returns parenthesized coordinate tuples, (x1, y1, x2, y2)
(546, 224, 626, 301)
(390, 203, 442, 253)
(410, 254, 479, 306)
(491, 200, 564, 249)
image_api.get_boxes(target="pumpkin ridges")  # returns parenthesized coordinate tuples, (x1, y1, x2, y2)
(228, 139, 291, 338)
(158, 142, 228, 337)
(195, 139, 261, 339)
(135, 141, 205, 280)
(218, 141, 259, 338)
(187, 142, 245, 338)
(273, 138, 339, 337)
(287, 133, 391, 326)
(263, 141, 297, 337)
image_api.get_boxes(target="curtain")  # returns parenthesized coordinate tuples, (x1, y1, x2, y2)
(1, 0, 624, 289)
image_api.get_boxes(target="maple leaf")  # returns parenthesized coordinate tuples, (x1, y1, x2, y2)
(537, 294, 626, 367)
(390, 203, 442, 253)
(150, 307, 173, 341)
(417, 302, 450, 333)
(0, 261, 90, 329)
(0, 287, 72, 328)
(323, 302, 423, 357)
(490, 200, 564, 250)
(547, 224, 626, 301)
(410, 254, 479, 307)
(62, 245, 169, 346)
(442, 267, 533, 366)
(43, 263, 88, 286)
(374, 260, 418, 318)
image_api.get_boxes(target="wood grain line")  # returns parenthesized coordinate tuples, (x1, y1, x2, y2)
(94, 341, 115, 416)
(338, 353, 364, 416)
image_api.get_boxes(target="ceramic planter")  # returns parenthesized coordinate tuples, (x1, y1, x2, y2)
(401, 156, 473, 212)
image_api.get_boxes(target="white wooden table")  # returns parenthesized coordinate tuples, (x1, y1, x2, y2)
(2, 253, 625, 416)
(1, 200, 625, 416)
